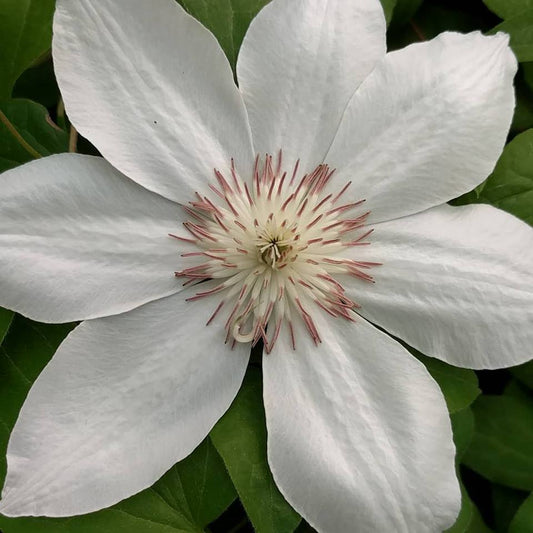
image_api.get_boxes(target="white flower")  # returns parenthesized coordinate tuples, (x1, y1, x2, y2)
(0, 0, 532, 531)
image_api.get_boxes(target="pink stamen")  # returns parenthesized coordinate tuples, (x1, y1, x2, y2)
(170, 153, 378, 352)
(206, 301, 225, 325)
(168, 233, 196, 244)
(230, 158, 242, 193)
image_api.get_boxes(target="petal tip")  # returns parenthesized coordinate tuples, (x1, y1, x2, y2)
(479, 30, 517, 71)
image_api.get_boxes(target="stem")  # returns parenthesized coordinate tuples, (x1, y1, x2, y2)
(69, 124, 78, 153)
(57, 98, 65, 123)
(0, 109, 43, 159)
(410, 20, 426, 41)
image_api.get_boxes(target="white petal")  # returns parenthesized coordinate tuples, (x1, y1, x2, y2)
(0, 154, 188, 323)
(348, 204, 533, 369)
(263, 316, 460, 533)
(326, 32, 517, 223)
(53, 0, 254, 203)
(0, 285, 248, 516)
(237, 0, 386, 172)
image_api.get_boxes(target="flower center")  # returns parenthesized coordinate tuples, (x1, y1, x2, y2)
(256, 218, 294, 268)
(171, 152, 378, 353)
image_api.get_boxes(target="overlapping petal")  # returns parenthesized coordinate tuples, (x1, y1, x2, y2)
(0, 284, 249, 517)
(0, 154, 190, 323)
(263, 315, 459, 533)
(237, 0, 386, 172)
(347, 204, 533, 369)
(326, 31, 517, 223)
(53, 0, 254, 203)
(0, 0, 527, 528)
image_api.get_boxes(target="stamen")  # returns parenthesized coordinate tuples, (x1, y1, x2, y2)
(173, 152, 378, 351)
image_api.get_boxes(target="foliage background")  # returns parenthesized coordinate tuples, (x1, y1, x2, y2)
(0, 0, 532, 531)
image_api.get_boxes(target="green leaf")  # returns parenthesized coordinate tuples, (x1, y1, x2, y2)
(491, 484, 529, 533)
(446, 482, 491, 533)
(504, 379, 533, 403)
(380, 0, 397, 25)
(466, 507, 493, 533)
(413, 351, 480, 413)
(509, 492, 533, 532)
(211, 368, 301, 533)
(158, 438, 237, 527)
(464, 394, 533, 490)
(456, 118, 533, 202)
(178, 0, 269, 70)
(1, 439, 236, 533)
(0, 0, 56, 99)
(483, 0, 533, 20)
(451, 408, 475, 462)
(0, 98, 69, 172)
(0, 317, 75, 484)
(490, 10, 533, 62)
(523, 62, 533, 91)
(510, 360, 533, 390)
(110, 437, 236, 531)
(13, 57, 60, 109)
(0, 317, 236, 532)
(476, 128, 533, 225)
(0, 308, 14, 345)
(511, 73, 533, 134)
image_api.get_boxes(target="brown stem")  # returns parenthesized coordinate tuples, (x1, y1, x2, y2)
(69, 124, 78, 153)
(0, 109, 43, 159)
(410, 20, 426, 41)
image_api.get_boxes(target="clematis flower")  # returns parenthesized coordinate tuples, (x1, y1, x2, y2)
(1, 0, 532, 530)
